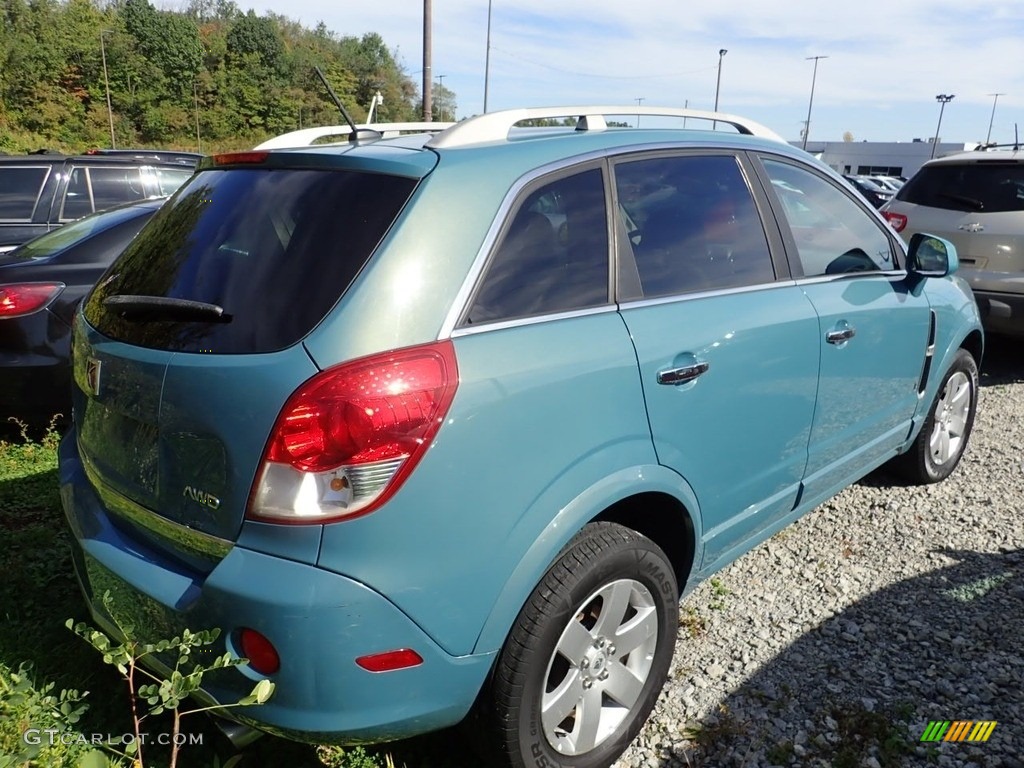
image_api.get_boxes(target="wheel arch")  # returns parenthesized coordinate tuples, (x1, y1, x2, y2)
(593, 491, 697, 600)
(471, 465, 702, 655)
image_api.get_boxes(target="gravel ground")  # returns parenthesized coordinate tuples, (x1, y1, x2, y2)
(613, 336, 1024, 768)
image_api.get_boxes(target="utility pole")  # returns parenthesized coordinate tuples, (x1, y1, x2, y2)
(423, 0, 432, 121)
(802, 55, 828, 151)
(635, 96, 644, 128)
(100, 30, 116, 149)
(483, 0, 493, 112)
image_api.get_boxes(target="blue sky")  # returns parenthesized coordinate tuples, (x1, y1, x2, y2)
(233, 0, 1024, 146)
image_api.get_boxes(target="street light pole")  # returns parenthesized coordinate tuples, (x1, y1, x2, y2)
(931, 94, 955, 159)
(986, 92, 1005, 145)
(483, 0, 493, 113)
(99, 30, 116, 149)
(635, 96, 644, 128)
(802, 55, 828, 151)
(713, 48, 727, 130)
(423, 0, 432, 121)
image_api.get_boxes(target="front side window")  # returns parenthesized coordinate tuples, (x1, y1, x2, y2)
(614, 154, 774, 298)
(763, 159, 896, 277)
(464, 167, 610, 325)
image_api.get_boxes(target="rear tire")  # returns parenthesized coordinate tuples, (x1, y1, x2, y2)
(487, 522, 678, 768)
(892, 348, 978, 484)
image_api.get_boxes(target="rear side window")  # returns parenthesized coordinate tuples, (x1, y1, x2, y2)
(0, 166, 50, 220)
(85, 167, 417, 353)
(616, 154, 774, 297)
(464, 168, 610, 325)
(898, 163, 1024, 213)
(63, 166, 151, 220)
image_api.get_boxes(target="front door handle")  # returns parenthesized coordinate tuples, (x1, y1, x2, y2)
(657, 361, 710, 385)
(826, 327, 856, 345)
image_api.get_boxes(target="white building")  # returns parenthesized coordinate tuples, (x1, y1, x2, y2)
(797, 139, 979, 179)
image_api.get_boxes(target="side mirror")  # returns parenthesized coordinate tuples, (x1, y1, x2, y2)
(906, 233, 958, 277)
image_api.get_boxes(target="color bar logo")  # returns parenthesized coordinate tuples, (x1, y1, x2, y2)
(920, 721, 997, 743)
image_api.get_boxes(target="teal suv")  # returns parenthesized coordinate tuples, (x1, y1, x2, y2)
(60, 107, 982, 768)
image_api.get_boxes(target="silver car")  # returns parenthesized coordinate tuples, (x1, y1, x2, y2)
(882, 149, 1024, 337)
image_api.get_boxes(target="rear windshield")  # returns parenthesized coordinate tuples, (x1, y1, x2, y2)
(897, 162, 1024, 213)
(84, 167, 416, 353)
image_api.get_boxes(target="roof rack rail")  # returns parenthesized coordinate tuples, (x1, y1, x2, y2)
(426, 106, 784, 149)
(254, 122, 456, 150)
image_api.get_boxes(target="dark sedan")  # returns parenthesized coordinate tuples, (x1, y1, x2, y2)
(1, 198, 163, 435)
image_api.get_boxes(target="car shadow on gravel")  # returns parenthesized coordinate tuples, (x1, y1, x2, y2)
(979, 335, 1023, 386)
(657, 548, 1024, 768)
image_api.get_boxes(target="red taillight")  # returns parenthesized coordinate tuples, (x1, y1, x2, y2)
(239, 628, 280, 675)
(883, 211, 907, 233)
(249, 340, 459, 523)
(212, 151, 269, 165)
(355, 648, 424, 673)
(0, 283, 64, 318)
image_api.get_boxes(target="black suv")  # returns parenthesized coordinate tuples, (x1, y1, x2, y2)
(0, 151, 197, 252)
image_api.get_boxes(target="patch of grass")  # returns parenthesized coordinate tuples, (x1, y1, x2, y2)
(679, 606, 707, 638)
(823, 701, 917, 768)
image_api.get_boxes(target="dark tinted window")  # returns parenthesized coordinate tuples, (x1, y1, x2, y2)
(898, 162, 1024, 213)
(615, 155, 774, 297)
(764, 159, 896, 276)
(0, 166, 50, 220)
(85, 167, 416, 353)
(465, 168, 609, 324)
(63, 166, 151, 220)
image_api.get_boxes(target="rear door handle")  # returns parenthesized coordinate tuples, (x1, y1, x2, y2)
(826, 327, 856, 344)
(657, 361, 710, 385)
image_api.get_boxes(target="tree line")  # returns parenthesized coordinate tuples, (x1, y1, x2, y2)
(0, 0, 457, 154)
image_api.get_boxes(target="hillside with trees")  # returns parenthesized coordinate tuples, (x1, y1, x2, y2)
(0, 0, 450, 153)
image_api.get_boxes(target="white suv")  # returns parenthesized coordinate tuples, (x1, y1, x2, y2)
(882, 148, 1024, 337)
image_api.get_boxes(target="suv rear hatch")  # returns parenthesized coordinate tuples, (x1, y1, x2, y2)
(892, 160, 1024, 273)
(75, 149, 432, 567)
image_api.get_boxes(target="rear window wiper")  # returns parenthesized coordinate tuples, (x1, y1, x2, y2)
(936, 192, 984, 211)
(103, 295, 232, 323)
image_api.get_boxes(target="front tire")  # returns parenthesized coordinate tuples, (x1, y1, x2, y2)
(893, 348, 978, 484)
(489, 522, 678, 768)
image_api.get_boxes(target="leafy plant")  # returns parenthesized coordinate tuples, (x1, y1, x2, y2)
(68, 592, 274, 768)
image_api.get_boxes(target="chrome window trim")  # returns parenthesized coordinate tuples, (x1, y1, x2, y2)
(792, 270, 908, 287)
(450, 303, 620, 338)
(616, 278, 798, 311)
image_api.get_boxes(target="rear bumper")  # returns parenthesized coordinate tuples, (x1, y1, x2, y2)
(59, 431, 495, 744)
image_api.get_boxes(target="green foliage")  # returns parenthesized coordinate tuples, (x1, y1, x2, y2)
(0, 0, 438, 152)
(67, 592, 275, 767)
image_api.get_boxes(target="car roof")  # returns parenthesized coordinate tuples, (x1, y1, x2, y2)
(243, 106, 799, 183)
(925, 147, 1024, 166)
(0, 151, 199, 167)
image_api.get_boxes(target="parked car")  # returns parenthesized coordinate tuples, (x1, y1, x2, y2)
(61, 106, 982, 768)
(0, 151, 195, 252)
(843, 174, 894, 208)
(882, 148, 1024, 338)
(0, 198, 163, 434)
